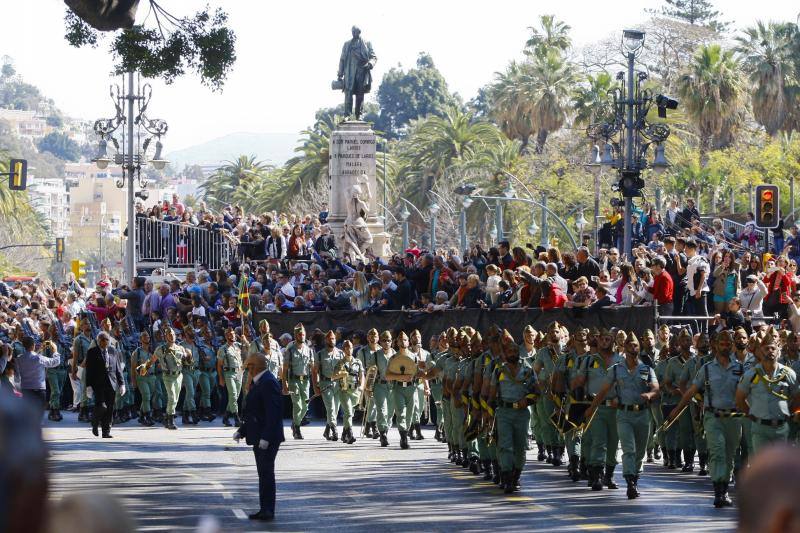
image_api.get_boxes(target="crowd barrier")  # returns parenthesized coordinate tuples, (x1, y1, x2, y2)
(136, 218, 233, 270)
(253, 306, 657, 341)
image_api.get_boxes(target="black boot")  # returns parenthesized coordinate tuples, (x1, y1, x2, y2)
(698, 452, 708, 476)
(296, 425, 304, 440)
(604, 464, 619, 489)
(675, 449, 684, 469)
(400, 430, 410, 449)
(682, 449, 695, 472)
(591, 466, 604, 491)
(55, 409, 63, 421)
(349, 427, 357, 444)
(191, 411, 200, 424)
(654, 446, 662, 461)
(713, 482, 724, 508)
(461, 449, 471, 468)
(330, 425, 339, 442)
(545, 445, 554, 464)
(77, 406, 86, 422)
(138, 413, 147, 426)
(502, 471, 514, 494)
(371, 422, 379, 439)
(233, 413, 242, 426)
(552, 446, 564, 467)
(340, 427, 349, 444)
(291, 424, 298, 439)
(364, 422, 373, 438)
(416, 423, 424, 440)
(143, 412, 154, 426)
(223, 412, 231, 427)
(482, 460, 493, 480)
(667, 449, 677, 469)
(323, 424, 331, 440)
(449, 445, 458, 463)
(646, 449, 654, 463)
(469, 456, 481, 475)
(380, 431, 389, 447)
(721, 482, 733, 507)
(625, 475, 639, 499)
(47, 408, 56, 421)
(568, 456, 581, 482)
(182, 411, 190, 425)
(511, 468, 522, 491)
(579, 457, 589, 481)
(434, 426, 441, 441)
(492, 461, 501, 484)
(537, 442, 546, 461)
(205, 407, 216, 422)
(168, 415, 178, 430)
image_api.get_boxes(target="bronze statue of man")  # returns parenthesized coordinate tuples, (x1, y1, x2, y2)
(337, 26, 376, 120)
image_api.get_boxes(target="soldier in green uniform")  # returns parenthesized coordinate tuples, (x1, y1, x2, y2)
(255, 320, 282, 379)
(180, 327, 202, 425)
(70, 320, 94, 422)
(372, 330, 395, 447)
(477, 329, 504, 484)
(448, 331, 472, 462)
(131, 331, 156, 426)
(678, 333, 714, 475)
(653, 333, 674, 466)
(639, 329, 660, 463)
(533, 322, 566, 466)
(337, 339, 365, 444)
(409, 330, 430, 441)
(429, 334, 447, 442)
(457, 332, 481, 472)
(573, 328, 623, 491)
(440, 329, 461, 460)
(553, 328, 590, 482)
(355, 328, 381, 439)
(152, 327, 188, 430)
(732, 326, 757, 470)
(519, 326, 541, 458)
(669, 330, 743, 507)
(736, 328, 800, 452)
(314, 330, 344, 441)
(216, 327, 243, 427)
(44, 324, 67, 422)
(387, 331, 419, 449)
(197, 326, 218, 422)
(488, 330, 537, 494)
(282, 324, 314, 439)
(117, 319, 137, 421)
(587, 333, 659, 499)
(662, 328, 693, 469)
(780, 332, 799, 443)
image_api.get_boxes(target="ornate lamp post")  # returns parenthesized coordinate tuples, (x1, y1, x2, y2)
(91, 72, 169, 280)
(459, 196, 473, 254)
(586, 29, 676, 259)
(429, 201, 440, 252)
(399, 204, 411, 252)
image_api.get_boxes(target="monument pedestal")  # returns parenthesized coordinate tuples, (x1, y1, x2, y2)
(328, 120, 389, 259)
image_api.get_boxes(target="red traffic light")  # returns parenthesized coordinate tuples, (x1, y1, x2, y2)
(761, 190, 773, 201)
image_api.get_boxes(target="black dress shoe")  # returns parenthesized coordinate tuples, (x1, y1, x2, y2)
(102, 433, 113, 439)
(248, 511, 274, 521)
(92, 426, 99, 437)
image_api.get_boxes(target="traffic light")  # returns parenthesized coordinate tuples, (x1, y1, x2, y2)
(71, 259, 86, 284)
(8, 158, 27, 190)
(618, 170, 644, 197)
(55, 238, 65, 262)
(755, 184, 779, 229)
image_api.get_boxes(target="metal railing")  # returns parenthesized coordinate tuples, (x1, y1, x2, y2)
(135, 218, 234, 271)
(699, 216, 765, 241)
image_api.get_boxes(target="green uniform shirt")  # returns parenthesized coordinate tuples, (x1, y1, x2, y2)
(519, 343, 536, 369)
(197, 342, 217, 371)
(283, 341, 313, 377)
(217, 343, 242, 372)
(132, 347, 154, 376)
(356, 345, 381, 369)
(680, 353, 713, 386)
(180, 341, 200, 371)
(72, 334, 92, 365)
(734, 351, 757, 372)
(663, 355, 690, 404)
(692, 358, 744, 410)
(606, 359, 657, 406)
(534, 346, 560, 383)
(738, 363, 799, 420)
(155, 343, 187, 375)
(339, 356, 364, 389)
(582, 352, 624, 398)
(492, 363, 536, 403)
(374, 348, 393, 381)
(315, 347, 344, 379)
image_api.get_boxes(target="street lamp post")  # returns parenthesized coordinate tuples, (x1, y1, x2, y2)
(429, 201, 440, 252)
(586, 29, 674, 259)
(460, 196, 472, 254)
(399, 204, 410, 252)
(540, 192, 549, 248)
(92, 72, 169, 281)
(576, 210, 588, 244)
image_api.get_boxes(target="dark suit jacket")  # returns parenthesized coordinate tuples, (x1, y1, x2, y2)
(85, 346, 124, 394)
(238, 371, 286, 446)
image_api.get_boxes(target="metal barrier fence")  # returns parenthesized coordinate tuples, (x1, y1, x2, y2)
(136, 218, 234, 271)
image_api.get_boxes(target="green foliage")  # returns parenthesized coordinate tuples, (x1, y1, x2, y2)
(652, 0, 729, 32)
(200, 155, 272, 209)
(375, 53, 460, 139)
(65, 4, 236, 91)
(37, 132, 81, 161)
(0, 76, 44, 110)
(524, 15, 572, 58)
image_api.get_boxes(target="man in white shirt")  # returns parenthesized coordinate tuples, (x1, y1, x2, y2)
(738, 274, 768, 326)
(684, 239, 710, 331)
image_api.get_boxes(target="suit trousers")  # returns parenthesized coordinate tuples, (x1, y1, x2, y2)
(254, 443, 280, 515)
(93, 387, 116, 432)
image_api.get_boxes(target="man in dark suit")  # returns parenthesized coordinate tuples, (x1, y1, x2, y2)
(234, 353, 285, 521)
(85, 332, 125, 438)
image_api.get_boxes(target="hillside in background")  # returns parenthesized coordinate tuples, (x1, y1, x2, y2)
(166, 132, 298, 169)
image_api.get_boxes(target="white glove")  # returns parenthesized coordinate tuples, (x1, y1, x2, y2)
(119, 385, 126, 397)
(86, 387, 94, 399)
(258, 439, 269, 450)
(232, 431, 242, 443)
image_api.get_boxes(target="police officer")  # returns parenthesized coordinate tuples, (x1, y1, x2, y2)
(669, 330, 743, 508)
(488, 331, 537, 494)
(586, 333, 659, 499)
(356, 328, 381, 439)
(216, 327, 243, 427)
(337, 339, 364, 444)
(314, 330, 344, 441)
(197, 326, 219, 422)
(573, 328, 623, 491)
(131, 331, 156, 426)
(71, 320, 93, 422)
(533, 322, 566, 466)
(372, 330, 395, 447)
(282, 324, 313, 439)
(152, 327, 188, 430)
(387, 331, 419, 449)
(180, 327, 201, 425)
(736, 328, 800, 452)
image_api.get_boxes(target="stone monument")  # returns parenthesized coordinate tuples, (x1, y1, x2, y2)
(328, 121, 389, 260)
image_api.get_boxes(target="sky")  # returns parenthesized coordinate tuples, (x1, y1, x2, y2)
(2, 1, 799, 153)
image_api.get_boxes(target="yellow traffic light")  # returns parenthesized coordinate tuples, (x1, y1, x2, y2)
(55, 238, 65, 262)
(755, 184, 779, 229)
(71, 260, 86, 284)
(7, 158, 27, 191)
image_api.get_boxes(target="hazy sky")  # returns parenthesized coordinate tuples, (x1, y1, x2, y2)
(3, 1, 799, 152)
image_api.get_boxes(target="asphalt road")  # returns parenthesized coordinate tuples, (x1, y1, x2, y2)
(44, 413, 737, 532)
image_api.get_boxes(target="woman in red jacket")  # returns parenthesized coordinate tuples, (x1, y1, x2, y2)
(763, 256, 796, 320)
(540, 279, 567, 309)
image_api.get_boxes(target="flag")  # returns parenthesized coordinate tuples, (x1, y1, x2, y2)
(237, 274, 250, 318)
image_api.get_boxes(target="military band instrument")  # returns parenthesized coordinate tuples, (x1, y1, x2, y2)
(360, 365, 378, 436)
(387, 352, 417, 378)
(655, 404, 688, 435)
(331, 360, 351, 391)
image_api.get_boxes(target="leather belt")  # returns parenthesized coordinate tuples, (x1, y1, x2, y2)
(618, 403, 646, 412)
(223, 367, 240, 372)
(163, 370, 181, 377)
(748, 415, 787, 427)
(498, 400, 527, 409)
(712, 409, 742, 418)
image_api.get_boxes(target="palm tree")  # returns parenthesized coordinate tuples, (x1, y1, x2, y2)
(677, 44, 746, 165)
(200, 155, 271, 209)
(489, 61, 535, 153)
(735, 21, 795, 136)
(573, 72, 614, 126)
(525, 14, 571, 58)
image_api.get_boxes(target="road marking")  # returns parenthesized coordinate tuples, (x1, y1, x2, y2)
(232, 509, 247, 520)
(504, 495, 534, 502)
(578, 524, 612, 531)
(562, 514, 587, 520)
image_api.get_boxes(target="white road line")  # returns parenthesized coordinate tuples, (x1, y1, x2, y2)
(232, 508, 247, 520)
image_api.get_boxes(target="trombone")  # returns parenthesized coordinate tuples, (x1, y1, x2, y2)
(360, 365, 378, 436)
(655, 404, 688, 435)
